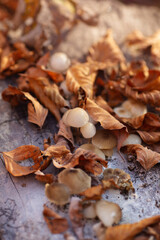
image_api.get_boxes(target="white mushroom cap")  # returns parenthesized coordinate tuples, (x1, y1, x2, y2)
(58, 168, 91, 194)
(83, 202, 97, 219)
(122, 134, 142, 146)
(80, 122, 96, 139)
(65, 107, 89, 128)
(122, 99, 147, 117)
(80, 143, 105, 160)
(50, 52, 71, 73)
(95, 200, 122, 227)
(113, 106, 132, 118)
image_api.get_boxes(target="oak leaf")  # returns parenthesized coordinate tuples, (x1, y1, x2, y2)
(122, 144, 160, 170)
(2, 145, 43, 176)
(105, 215, 160, 240)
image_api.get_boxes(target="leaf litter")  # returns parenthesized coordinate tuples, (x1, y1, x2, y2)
(0, 1, 160, 239)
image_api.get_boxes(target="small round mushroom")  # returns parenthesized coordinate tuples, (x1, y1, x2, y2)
(80, 143, 105, 160)
(45, 183, 70, 205)
(95, 200, 122, 227)
(122, 99, 147, 117)
(65, 107, 89, 128)
(113, 106, 132, 118)
(62, 109, 72, 125)
(83, 202, 97, 219)
(50, 52, 71, 73)
(122, 134, 142, 146)
(92, 129, 117, 150)
(58, 168, 91, 194)
(80, 122, 96, 139)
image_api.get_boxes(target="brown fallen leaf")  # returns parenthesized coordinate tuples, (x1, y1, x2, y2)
(87, 29, 126, 70)
(35, 171, 55, 184)
(137, 130, 160, 145)
(86, 98, 128, 149)
(69, 197, 84, 240)
(95, 96, 114, 114)
(2, 85, 26, 106)
(2, 145, 43, 176)
(23, 92, 48, 128)
(43, 205, 69, 234)
(105, 215, 160, 240)
(122, 144, 160, 170)
(66, 62, 97, 98)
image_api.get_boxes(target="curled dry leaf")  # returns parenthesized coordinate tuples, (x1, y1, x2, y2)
(66, 62, 97, 98)
(2, 145, 43, 176)
(105, 215, 160, 240)
(53, 147, 108, 175)
(35, 171, 55, 184)
(95, 200, 122, 227)
(69, 197, 84, 240)
(45, 183, 70, 205)
(86, 98, 128, 149)
(137, 130, 160, 145)
(122, 144, 160, 170)
(42, 145, 70, 159)
(43, 205, 69, 234)
(125, 30, 160, 66)
(87, 29, 125, 70)
(58, 168, 91, 194)
(103, 168, 134, 192)
(2, 85, 26, 106)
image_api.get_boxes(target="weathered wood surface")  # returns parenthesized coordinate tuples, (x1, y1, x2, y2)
(0, 1, 160, 239)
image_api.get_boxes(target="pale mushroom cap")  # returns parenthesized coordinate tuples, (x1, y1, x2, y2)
(95, 200, 122, 227)
(83, 203, 97, 219)
(45, 183, 70, 205)
(66, 107, 89, 128)
(114, 106, 132, 118)
(80, 122, 96, 139)
(102, 148, 113, 157)
(122, 99, 147, 117)
(122, 134, 142, 146)
(80, 143, 105, 160)
(62, 109, 72, 125)
(58, 168, 91, 194)
(92, 129, 117, 149)
(50, 52, 71, 73)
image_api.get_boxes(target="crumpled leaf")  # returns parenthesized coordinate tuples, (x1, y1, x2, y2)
(86, 98, 128, 149)
(125, 30, 160, 66)
(122, 144, 160, 170)
(105, 215, 160, 240)
(35, 171, 55, 184)
(43, 205, 69, 234)
(87, 29, 126, 70)
(69, 197, 84, 239)
(137, 130, 160, 145)
(23, 92, 48, 128)
(66, 62, 97, 98)
(2, 85, 26, 106)
(95, 96, 114, 114)
(2, 145, 43, 176)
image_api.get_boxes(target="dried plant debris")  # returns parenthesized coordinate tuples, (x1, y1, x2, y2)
(1, 3, 160, 239)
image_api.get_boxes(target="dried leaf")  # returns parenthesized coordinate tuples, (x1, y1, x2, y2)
(2, 85, 26, 106)
(122, 144, 160, 170)
(43, 205, 69, 234)
(105, 215, 160, 240)
(43, 145, 70, 159)
(2, 145, 43, 176)
(95, 96, 114, 114)
(137, 130, 160, 145)
(69, 197, 84, 239)
(66, 62, 97, 98)
(86, 98, 128, 149)
(23, 92, 48, 128)
(35, 171, 55, 184)
(87, 29, 125, 70)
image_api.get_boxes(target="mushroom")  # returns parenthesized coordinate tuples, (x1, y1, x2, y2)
(65, 107, 89, 128)
(49, 52, 71, 73)
(45, 183, 70, 205)
(83, 202, 97, 219)
(93, 222, 106, 240)
(58, 168, 91, 194)
(95, 200, 122, 227)
(113, 106, 132, 118)
(80, 122, 96, 139)
(80, 143, 105, 160)
(122, 98, 147, 117)
(92, 129, 117, 149)
(101, 148, 113, 157)
(122, 134, 142, 146)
